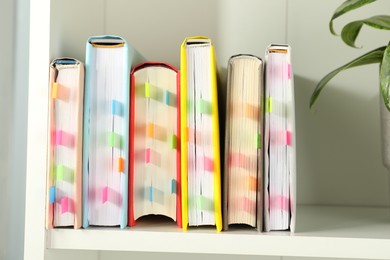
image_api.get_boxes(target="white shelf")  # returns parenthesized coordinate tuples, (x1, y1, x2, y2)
(47, 205, 390, 259)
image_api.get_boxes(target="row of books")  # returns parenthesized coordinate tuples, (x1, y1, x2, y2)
(46, 35, 296, 232)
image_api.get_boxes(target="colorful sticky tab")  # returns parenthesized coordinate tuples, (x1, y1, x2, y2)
(165, 91, 177, 107)
(146, 123, 167, 141)
(266, 97, 272, 113)
(118, 157, 124, 173)
(187, 127, 195, 143)
(197, 99, 212, 115)
(55, 130, 74, 147)
(270, 195, 290, 212)
(145, 82, 151, 98)
(109, 132, 122, 148)
(52, 83, 58, 99)
(257, 133, 262, 149)
(171, 179, 177, 194)
(287, 64, 291, 79)
(286, 131, 292, 145)
(199, 196, 214, 211)
(170, 134, 177, 149)
(248, 176, 257, 191)
(147, 123, 154, 138)
(112, 100, 124, 116)
(204, 156, 214, 172)
(228, 153, 248, 169)
(61, 197, 69, 214)
(145, 148, 161, 166)
(149, 186, 153, 202)
(49, 186, 56, 204)
(145, 148, 151, 164)
(102, 186, 109, 204)
(51, 83, 69, 100)
(56, 164, 74, 183)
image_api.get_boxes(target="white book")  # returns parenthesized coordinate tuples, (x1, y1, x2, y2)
(264, 44, 296, 232)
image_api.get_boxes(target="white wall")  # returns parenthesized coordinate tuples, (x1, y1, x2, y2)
(1, 0, 390, 259)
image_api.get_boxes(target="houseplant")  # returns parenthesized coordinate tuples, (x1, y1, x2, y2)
(310, 0, 390, 169)
(310, 0, 390, 109)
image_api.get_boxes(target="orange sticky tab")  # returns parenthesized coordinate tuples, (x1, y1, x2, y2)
(248, 176, 257, 191)
(118, 157, 124, 173)
(147, 123, 154, 138)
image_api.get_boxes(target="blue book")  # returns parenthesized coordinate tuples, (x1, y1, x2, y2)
(83, 35, 143, 228)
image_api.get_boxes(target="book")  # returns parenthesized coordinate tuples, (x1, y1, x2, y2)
(180, 36, 222, 231)
(129, 62, 181, 227)
(82, 35, 142, 228)
(46, 58, 84, 228)
(264, 44, 296, 232)
(223, 54, 263, 231)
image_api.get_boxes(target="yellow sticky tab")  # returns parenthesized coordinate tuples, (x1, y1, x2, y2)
(266, 97, 272, 113)
(52, 83, 58, 99)
(145, 82, 150, 98)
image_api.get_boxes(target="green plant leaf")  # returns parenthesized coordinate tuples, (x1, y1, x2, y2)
(341, 15, 390, 47)
(310, 46, 386, 109)
(329, 0, 377, 35)
(380, 42, 390, 110)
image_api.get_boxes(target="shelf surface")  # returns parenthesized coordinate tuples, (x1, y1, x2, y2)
(47, 205, 390, 259)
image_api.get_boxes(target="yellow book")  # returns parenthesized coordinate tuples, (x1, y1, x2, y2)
(180, 36, 222, 231)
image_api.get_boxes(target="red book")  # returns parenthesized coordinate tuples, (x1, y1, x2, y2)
(129, 62, 181, 227)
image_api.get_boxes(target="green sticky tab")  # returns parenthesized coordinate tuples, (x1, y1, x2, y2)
(266, 97, 272, 112)
(171, 134, 177, 149)
(199, 196, 214, 211)
(56, 165, 64, 181)
(109, 132, 122, 149)
(56, 165, 74, 183)
(257, 133, 261, 149)
(145, 82, 150, 98)
(197, 99, 212, 115)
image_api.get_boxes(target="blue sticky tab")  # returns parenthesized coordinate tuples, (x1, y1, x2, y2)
(149, 186, 153, 202)
(112, 100, 124, 116)
(49, 186, 56, 204)
(171, 179, 177, 194)
(165, 91, 177, 107)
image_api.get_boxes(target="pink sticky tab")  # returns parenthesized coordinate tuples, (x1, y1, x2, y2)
(229, 153, 250, 169)
(287, 64, 291, 79)
(242, 197, 255, 213)
(60, 198, 74, 213)
(204, 156, 214, 172)
(270, 195, 290, 212)
(55, 130, 74, 147)
(145, 148, 151, 164)
(286, 131, 292, 145)
(102, 186, 109, 204)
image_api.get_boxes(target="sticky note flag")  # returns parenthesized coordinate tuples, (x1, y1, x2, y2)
(52, 83, 58, 99)
(266, 97, 272, 113)
(287, 64, 291, 79)
(147, 123, 154, 138)
(171, 179, 177, 194)
(112, 100, 124, 117)
(118, 157, 124, 173)
(149, 186, 153, 202)
(170, 134, 177, 149)
(55, 130, 74, 147)
(49, 186, 56, 204)
(102, 186, 109, 204)
(61, 197, 69, 214)
(286, 131, 292, 145)
(145, 82, 151, 98)
(109, 132, 122, 149)
(165, 91, 177, 107)
(257, 133, 261, 149)
(197, 99, 212, 115)
(204, 156, 214, 172)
